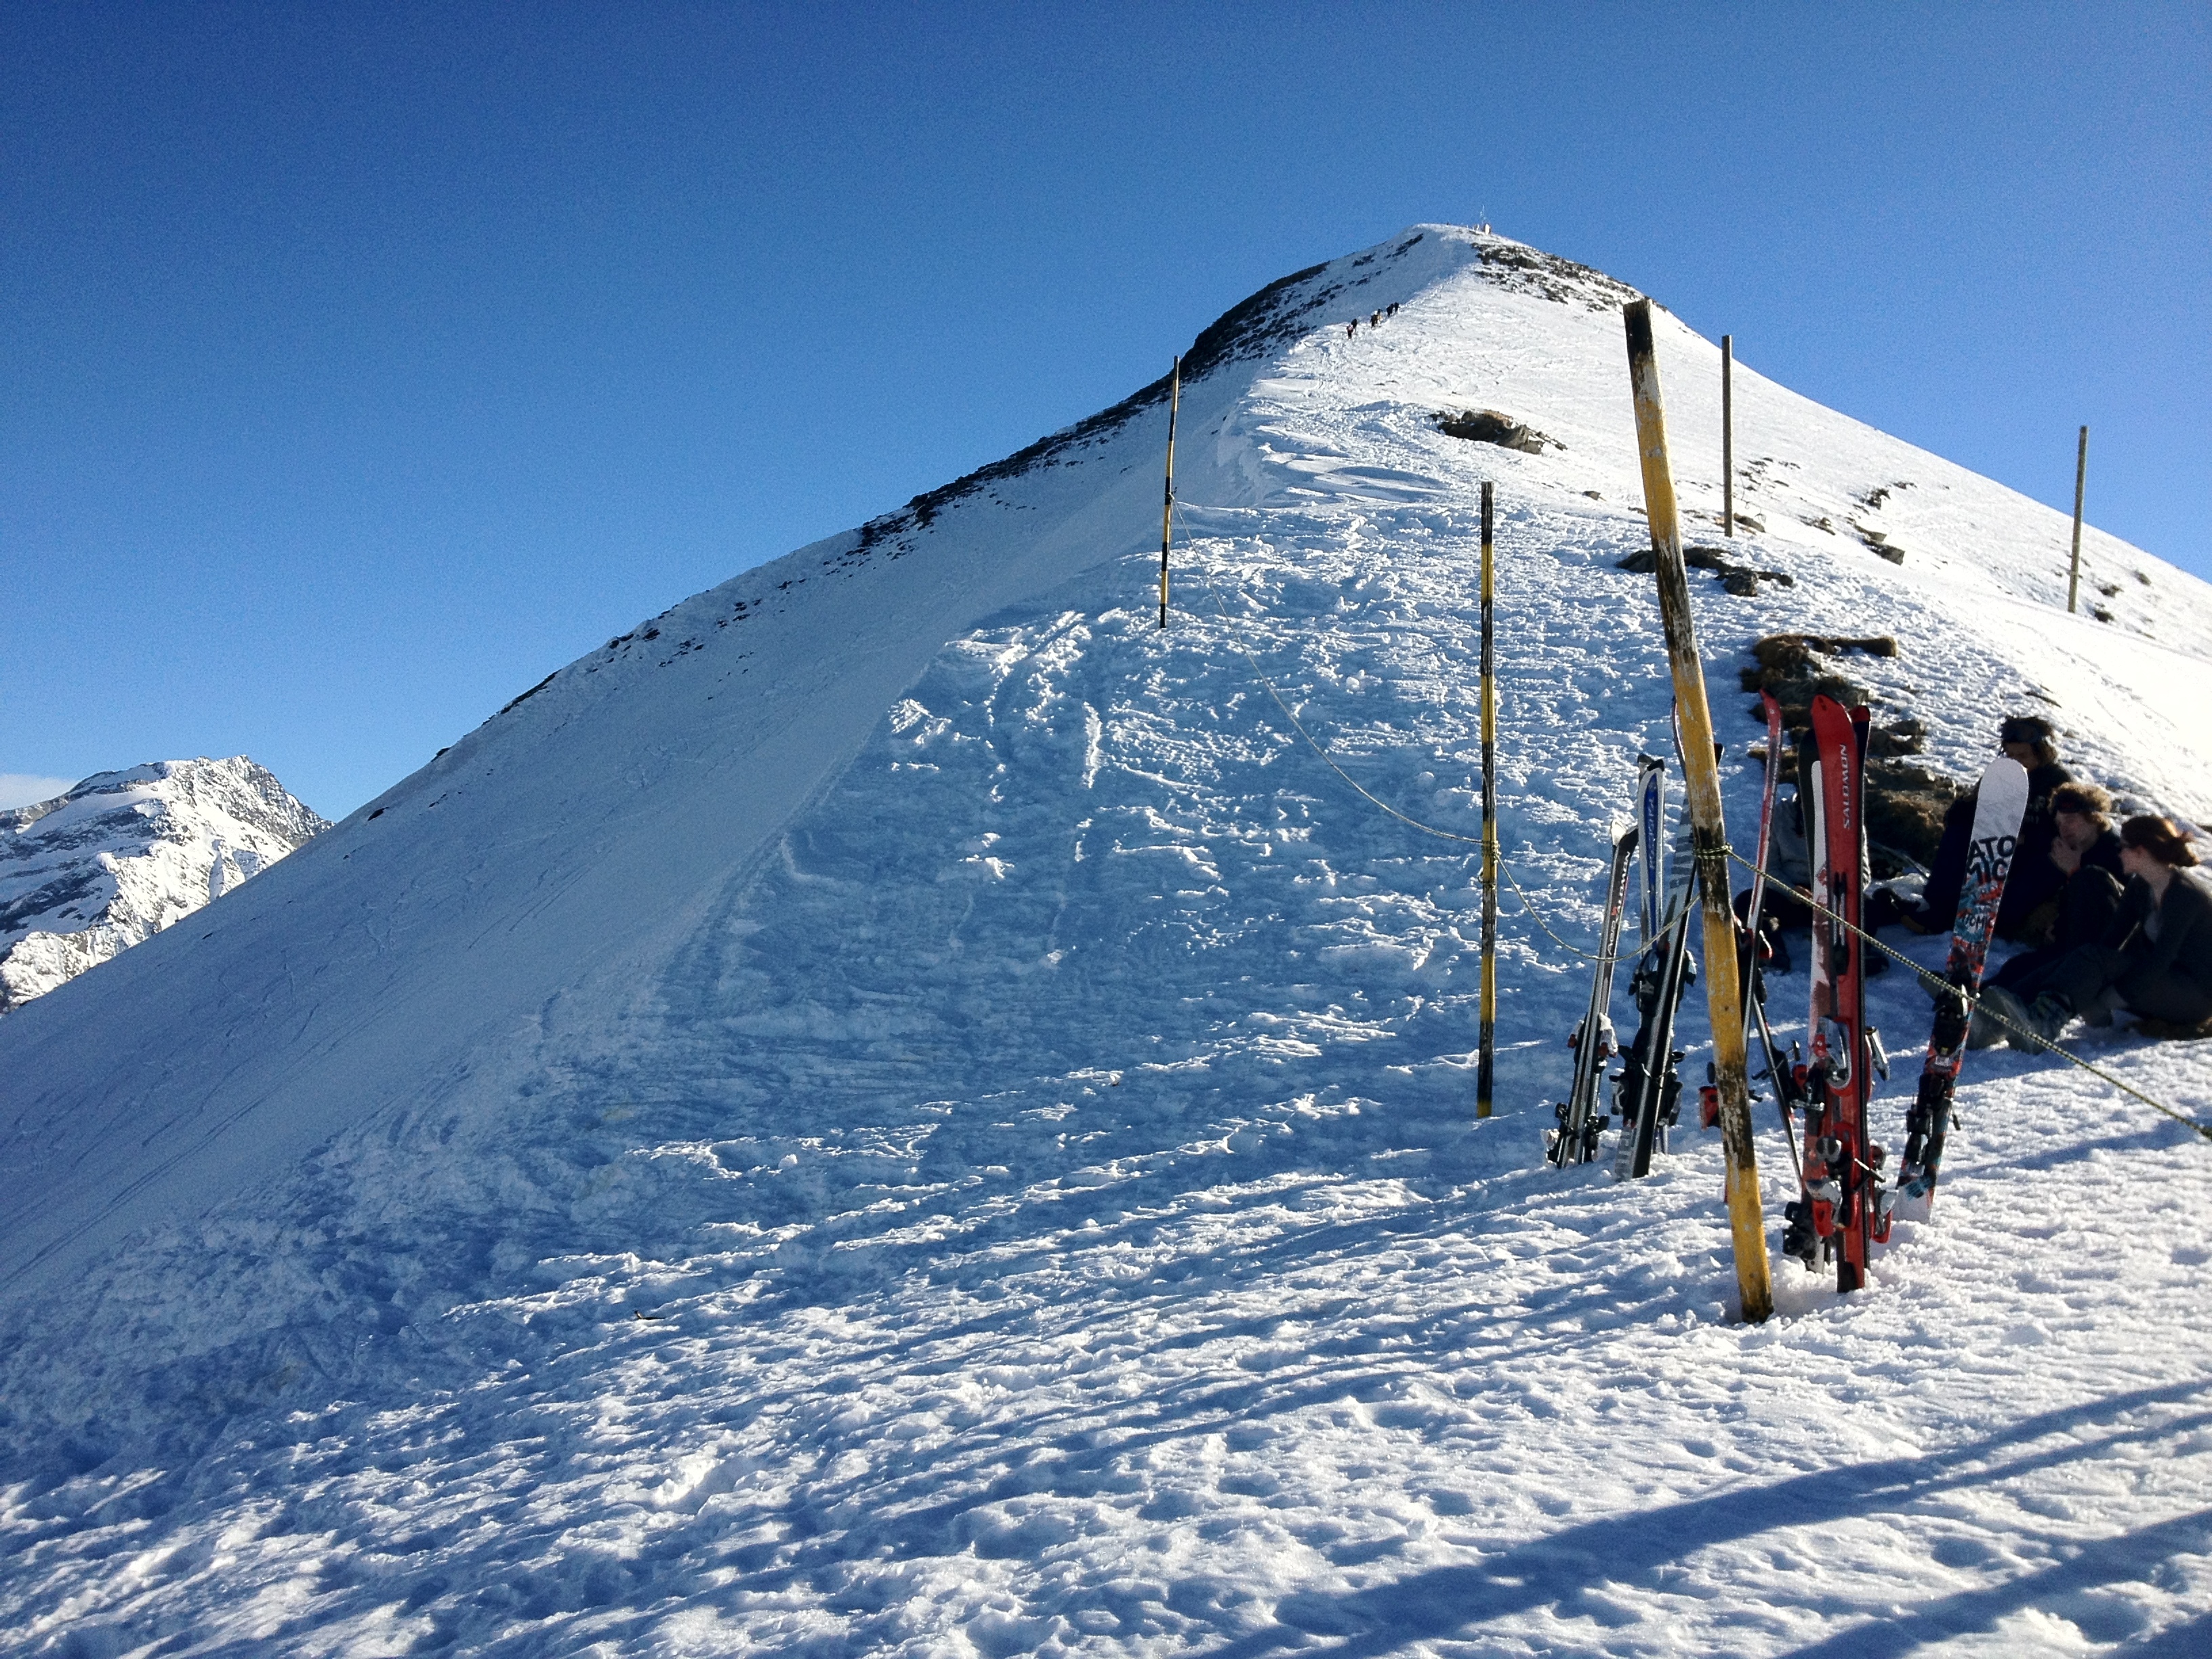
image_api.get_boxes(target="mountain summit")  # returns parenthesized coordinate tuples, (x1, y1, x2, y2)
(4, 228, 2209, 1654)
(0, 756, 326, 1012)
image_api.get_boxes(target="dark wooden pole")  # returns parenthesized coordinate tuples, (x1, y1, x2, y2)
(2066, 424, 2088, 614)
(1721, 335, 1734, 539)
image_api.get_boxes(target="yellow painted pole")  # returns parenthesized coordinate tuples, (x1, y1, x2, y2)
(1623, 299, 1772, 1324)
(1477, 482, 1498, 1119)
(1160, 357, 1181, 629)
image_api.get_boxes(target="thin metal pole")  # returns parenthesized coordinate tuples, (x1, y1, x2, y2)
(1624, 299, 1772, 1324)
(1721, 335, 1734, 539)
(1160, 358, 1181, 629)
(2066, 424, 2087, 614)
(1478, 482, 1498, 1120)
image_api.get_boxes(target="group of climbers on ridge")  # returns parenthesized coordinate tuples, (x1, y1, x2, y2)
(1343, 301, 1400, 340)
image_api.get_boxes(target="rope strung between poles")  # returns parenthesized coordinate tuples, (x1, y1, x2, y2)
(1496, 855, 1614, 965)
(1162, 513, 2210, 1144)
(1177, 523, 1613, 964)
(1725, 845, 2212, 1143)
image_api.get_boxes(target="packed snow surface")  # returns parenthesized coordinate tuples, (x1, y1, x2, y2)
(0, 756, 326, 1012)
(3, 228, 2209, 1655)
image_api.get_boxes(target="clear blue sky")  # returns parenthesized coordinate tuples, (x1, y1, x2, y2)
(5, 3, 2205, 817)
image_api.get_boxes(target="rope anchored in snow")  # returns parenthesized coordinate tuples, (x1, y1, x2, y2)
(1725, 846, 2212, 1145)
(1187, 541, 1611, 965)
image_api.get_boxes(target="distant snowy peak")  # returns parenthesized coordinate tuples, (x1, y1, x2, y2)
(0, 757, 326, 1012)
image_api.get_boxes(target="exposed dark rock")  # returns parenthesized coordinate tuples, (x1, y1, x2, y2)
(1865, 759, 1963, 869)
(1870, 716, 1927, 756)
(1742, 635, 1885, 745)
(1436, 409, 1555, 453)
(1743, 634, 1958, 871)
(1470, 240, 1641, 312)
(1616, 544, 1794, 596)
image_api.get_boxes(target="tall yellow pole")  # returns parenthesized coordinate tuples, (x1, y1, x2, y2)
(1623, 299, 1772, 1324)
(1160, 357, 1181, 629)
(1477, 482, 1498, 1119)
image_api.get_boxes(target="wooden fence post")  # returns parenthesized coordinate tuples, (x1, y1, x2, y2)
(1722, 334, 1734, 539)
(2067, 424, 2088, 614)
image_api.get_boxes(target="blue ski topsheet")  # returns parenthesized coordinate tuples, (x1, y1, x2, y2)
(1637, 756, 1666, 953)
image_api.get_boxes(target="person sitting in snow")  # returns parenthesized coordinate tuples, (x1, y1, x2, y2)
(1978, 815, 2212, 1047)
(1889, 714, 2074, 939)
(2014, 781, 2125, 943)
(1970, 783, 2127, 1041)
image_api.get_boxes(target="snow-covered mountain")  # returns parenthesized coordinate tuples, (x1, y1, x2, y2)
(0, 756, 327, 1012)
(3, 228, 2209, 1655)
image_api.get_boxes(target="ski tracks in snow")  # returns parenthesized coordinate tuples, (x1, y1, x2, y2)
(5, 228, 2212, 1654)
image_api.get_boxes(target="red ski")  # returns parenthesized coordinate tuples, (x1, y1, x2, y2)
(1784, 695, 1887, 1291)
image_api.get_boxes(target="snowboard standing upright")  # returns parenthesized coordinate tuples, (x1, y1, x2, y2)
(1891, 755, 2030, 1222)
(1547, 822, 1638, 1167)
(1785, 695, 1884, 1290)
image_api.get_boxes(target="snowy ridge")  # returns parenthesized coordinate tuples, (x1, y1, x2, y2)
(2, 228, 2210, 1654)
(0, 756, 327, 1012)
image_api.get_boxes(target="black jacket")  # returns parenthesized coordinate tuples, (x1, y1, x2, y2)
(1997, 760, 2078, 933)
(2104, 867, 2212, 993)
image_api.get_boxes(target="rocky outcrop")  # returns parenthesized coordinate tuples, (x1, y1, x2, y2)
(0, 758, 326, 1012)
(1738, 634, 1961, 874)
(1437, 408, 1559, 453)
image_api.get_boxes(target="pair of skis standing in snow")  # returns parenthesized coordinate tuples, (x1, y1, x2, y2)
(1539, 748, 1696, 1181)
(1544, 691, 2029, 1292)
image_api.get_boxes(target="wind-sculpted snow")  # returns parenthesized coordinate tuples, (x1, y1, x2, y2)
(3, 227, 2210, 1654)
